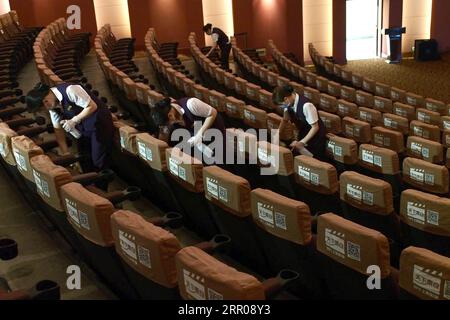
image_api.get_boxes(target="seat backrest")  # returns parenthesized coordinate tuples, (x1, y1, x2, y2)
(319, 110, 342, 135)
(424, 98, 447, 115)
(416, 108, 441, 127)
(340, 171, 394, 216)
(358, 107, 382, 127)
(203, 166, 252, 217)
(11, 136, 44, 182)
(175, 246, 265, 300)
(208, 90, 227, 113)
(362, 78, 375, 93)
(358, 144, 400, 175)
(30, 155, 72, 211)
(165, 148, 204, 193)
(402, 157, 449, 195)
(400, 189, 450, 239)
(119, 125, 140, 155)
(409, 120, 441, 143)
(0, 124, 18, 166)
(327, 81, 342, 97)
(243, 105, 267, 129)
(111, 210, 181, 288)
(406, 136, 444, 164)
(390, 87, 406, 102)
(294, 155, 338, 195)
(393, 102, 416, 122)
(337, 99, 358, 118)
(326, 134, 358, 165)
(60, 182, 115, 247)
(342, 116, 372, 144)
(319, 93, 338, 114)
(372, 126, 405, 153)
(383, 113, 409, 135)
(340, 85, 356, 102)
(356, 90, 374, 108)
(251, 188, 311, 246)
(399, 247, 449, 300)
(256, 141, 294, 177)
(405, 92, 424, 108)
(135, 133, 169, 172)
(303, 87, 320, 104)
(373, 96, 393, 114)
(225, 96, 245, 120)
(258, 89, 273, 111)
(317, 213, 391, 278)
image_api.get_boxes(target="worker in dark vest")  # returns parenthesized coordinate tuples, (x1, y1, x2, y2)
(26, 83, 114, 172)
(152, 97, 226, 162)
(203, 23, 231, 71)
(272, 85, 326, 160)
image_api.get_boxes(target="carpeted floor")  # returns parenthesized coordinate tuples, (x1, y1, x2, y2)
(343, 52, 450, 104)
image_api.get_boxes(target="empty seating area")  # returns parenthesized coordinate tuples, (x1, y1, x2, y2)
(1, 1, 449, 304)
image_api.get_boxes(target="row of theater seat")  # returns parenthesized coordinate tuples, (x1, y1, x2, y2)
(0, 10, 40, 109)
(268, 41, 450, 155)
(123, 29, 450, 299)
(33, 18, 91, 86)
(0, 11, 65, 300)
(88, 25, 306, 299)
(233, 39, 450, 187)
(307, 43, 449, 111)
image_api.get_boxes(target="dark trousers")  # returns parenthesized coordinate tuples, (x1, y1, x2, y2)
(220, 43, 232, 71)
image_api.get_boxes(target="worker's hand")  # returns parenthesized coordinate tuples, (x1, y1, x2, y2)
(290, 141, 305, 152)
(61, 118, 79, 132)
(283, 108, 290, 121)
(188, 134, 203, 146)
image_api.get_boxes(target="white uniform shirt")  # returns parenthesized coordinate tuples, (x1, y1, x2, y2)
(171, 98, 213, 118)
(49, 85, 92, 128)
(291, 93, 319, 125)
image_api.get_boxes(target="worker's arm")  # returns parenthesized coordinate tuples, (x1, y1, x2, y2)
(206, 42, 218, 58)
(54, 128, 70, 155)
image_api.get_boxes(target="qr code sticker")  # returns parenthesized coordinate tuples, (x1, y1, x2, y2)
(208, 288, 223, 300)
(78, 211, 90, 230)
(425, 173, 435, 185)
(310, 173, 320, 186)
(347, 241, 361, 261)
(145, 148, 153, 161)
(363, 191, 374, 206)
(219, 186, 228, 203)
(41, 179, 50, 198)
(444, 280, 450, 300)
(0, 142, 5, 157)
(334, 146, 343, 157)
(422, 148, 430, 159)
(373, 155, 383, 167)
(275, 212, 287, 230)
(427, 210, 439, 226)
(178, 166, 187, 181)
(137, 245, 152, 269)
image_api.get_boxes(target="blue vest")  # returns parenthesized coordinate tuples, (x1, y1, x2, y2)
(55, 83, 112, 134)
(287, 95, 326, 146)
(212, 27, 229, 50)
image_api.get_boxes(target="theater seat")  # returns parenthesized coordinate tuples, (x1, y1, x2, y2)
(339, 172, 401, 261)
(406, 136, 444, 165)
(111, 210, 182, 299)
(402, 157, 449, 195)
(399, 247, 449, 300)
(60, 182, 140, 299)
(400, 190, 450, 257)
(175, 246, 264, 300)
(165, 147, 219, 238)
(326, 134, 358, 174)
(319, 111, 342, 135)
(203, 166, 271, 276)
(294, 155, 340, 216)
(251, 189, 327, 298)
(361, 144, 399, 189)
(316, 213, 399, 299)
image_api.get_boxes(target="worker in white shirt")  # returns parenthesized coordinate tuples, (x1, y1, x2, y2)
(26, 82, 114, 172)
(203, 23, 231, 71)
(272, 85, 327, 159)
